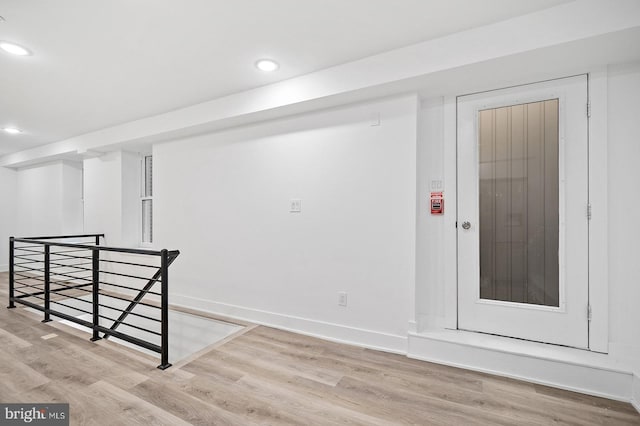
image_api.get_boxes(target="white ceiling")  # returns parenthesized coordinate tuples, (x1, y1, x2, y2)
(0, 0, 571, 156)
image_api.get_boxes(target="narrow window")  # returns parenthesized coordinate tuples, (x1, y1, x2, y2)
(141, 155, 153, 244)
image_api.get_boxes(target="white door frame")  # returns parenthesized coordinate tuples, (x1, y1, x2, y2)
(440, 71, 609, 353)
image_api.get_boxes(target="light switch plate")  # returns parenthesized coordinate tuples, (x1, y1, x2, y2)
(290, 199, 302, 213)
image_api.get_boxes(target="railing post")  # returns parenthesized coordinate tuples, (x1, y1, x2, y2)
(90, 248, 101, 342)
(7, 237, 15, 309)
(95, 235, 100, 246)
(42, 244, 52, 323)
(157, 249, 171, 370)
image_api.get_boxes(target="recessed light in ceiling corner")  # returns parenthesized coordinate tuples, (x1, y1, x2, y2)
(2, 127, 23, 134)
(255, 59, 279, 72)
(0, 41, 32, 56)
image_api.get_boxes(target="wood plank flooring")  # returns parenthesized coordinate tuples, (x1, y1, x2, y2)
(1, 272, 638, 425)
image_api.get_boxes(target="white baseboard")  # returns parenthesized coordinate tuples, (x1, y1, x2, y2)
(408, 330, 634, 402)
(0, 264, 8, 273)
(170, 293, 407, 354)
(632, 373, 640, 414)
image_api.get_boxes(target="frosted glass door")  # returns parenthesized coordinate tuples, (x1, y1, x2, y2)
(479, 100, 559, 307)
(457, 76, 589, 348)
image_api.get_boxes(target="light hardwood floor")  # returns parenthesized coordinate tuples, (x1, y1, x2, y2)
(1, 272, 638, 425)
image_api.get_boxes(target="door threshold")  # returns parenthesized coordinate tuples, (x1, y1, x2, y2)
(407, 329, 634, 402)
(410, 329, 622, 372)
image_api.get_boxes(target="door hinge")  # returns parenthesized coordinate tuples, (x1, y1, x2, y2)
(587, 203, 592, 220)
(587, 304, 592, 321)
(586, 102, 592, 118)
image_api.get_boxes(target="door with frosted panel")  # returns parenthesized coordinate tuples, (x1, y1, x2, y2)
(457, 76, 589, 348)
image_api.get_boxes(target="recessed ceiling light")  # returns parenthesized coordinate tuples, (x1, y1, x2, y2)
(255, 59, 279, 72)
(0, 41, 31, 56)
(2, 127, 22, 134)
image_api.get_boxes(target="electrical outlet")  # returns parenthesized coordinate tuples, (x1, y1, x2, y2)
(290, 199, 302, 213)
(338, 291, 347, 307)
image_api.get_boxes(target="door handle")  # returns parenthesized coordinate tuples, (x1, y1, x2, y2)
(461, 221, 471, 230)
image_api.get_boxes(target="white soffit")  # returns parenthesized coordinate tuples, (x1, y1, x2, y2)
(0, 0, 571, 156)
(3, 0, 640, 167)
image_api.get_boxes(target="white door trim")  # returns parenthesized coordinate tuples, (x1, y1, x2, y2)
(441, 72, 608, 352)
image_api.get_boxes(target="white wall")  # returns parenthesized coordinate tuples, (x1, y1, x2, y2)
(154, 95, 417, 352)
(15, 161, 82, 237)
(84, 151, 140, 247)
(0, 166, 17, 271)
(16, 162, 62, 236)
(61, 162, 84, 235)
(84, 152, 122, 244)
(416, 97, 446, 331)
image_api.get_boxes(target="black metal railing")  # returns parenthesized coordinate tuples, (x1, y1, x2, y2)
(7, 234, 180, 370)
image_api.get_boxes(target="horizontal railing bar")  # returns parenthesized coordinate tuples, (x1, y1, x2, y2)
(14, 260, 42, 266)
(14, 265, 40, 277)
(50, 300, 94, 316)
(51, 292, 93, 305)
(14, 277, 88, 290)
(95, 315, 161, 336)
(98, 305, 161, 323)
(47, 271, 92, 282)
(51, 286, 91, 296)
(14, 254, 43, 261)
(14, 238, 165, 256)
(99, 292, 160, 309)
(98, 281, 162, 296)
(100, 269, 162, 282)
(15, 262, 93, 273)
(14, 247, 45, 254)
(12, 244, 46, 249)
(20, 282, 92, 299)
(14, 285, 38, 291)
(49, 272, 93, 282)
(14, 281, 42, 288)
(50, 260, 93, 265)
(98, 258, 160, 268)
(14, 272, 44, 282)
(13, 282, 43, 292)
(46, 252, 92, 261)
(16, 233, 104, 240)
(13, 272, 44, 282)
(50, 249, 94, 254)
(13, 287, 39, 295)
(13, 288, 45, 300)
(49, 262, 93, 270)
